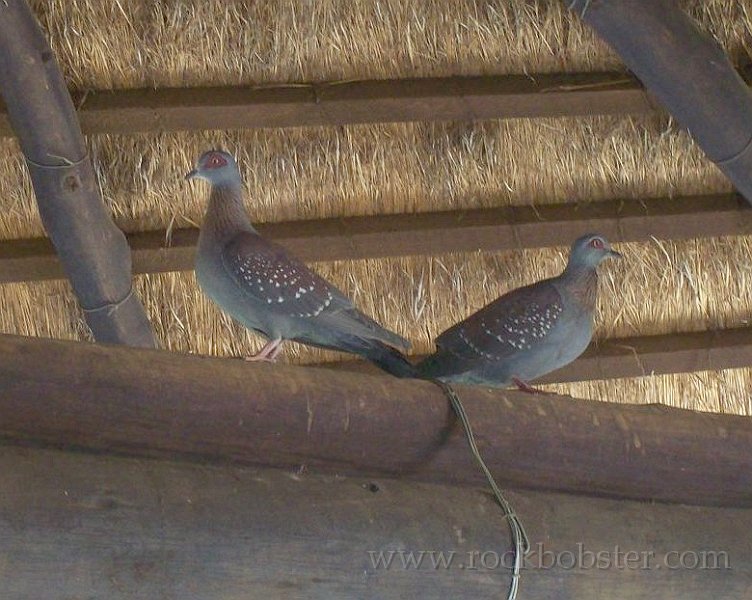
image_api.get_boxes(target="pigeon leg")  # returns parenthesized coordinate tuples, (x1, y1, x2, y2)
(512, 377, 556, 395)
(245, 338, 283, 362)
(268, 340, 285, 360)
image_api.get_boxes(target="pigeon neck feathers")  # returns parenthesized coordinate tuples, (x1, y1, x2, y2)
(558, 260, 599, 312)
(204, 181, 258, 241)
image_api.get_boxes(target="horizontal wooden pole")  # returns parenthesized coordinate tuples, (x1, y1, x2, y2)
(324, 326, 752, 386)
(1, 333, 751, 507)
(1, 193, 748, 284)
(540, 327, 752, 384)
(0, 71, 653, 137)
(3, 446, 750, 599)
(0, 65, 744, 136)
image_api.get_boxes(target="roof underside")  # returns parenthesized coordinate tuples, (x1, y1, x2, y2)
(2, 0, 752, 414)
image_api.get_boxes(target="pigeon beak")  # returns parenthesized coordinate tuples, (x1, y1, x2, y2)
(608, 249, 623, 259)
(184, 169, 198, 181)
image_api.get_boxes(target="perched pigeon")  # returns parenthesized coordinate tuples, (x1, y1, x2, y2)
(186, 149, 414, 377)
(417, 234, 621, 391)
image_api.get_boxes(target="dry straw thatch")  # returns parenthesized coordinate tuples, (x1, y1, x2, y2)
(2, 0, 752, 413)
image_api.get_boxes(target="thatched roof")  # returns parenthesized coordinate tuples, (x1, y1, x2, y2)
(2, 0, 752, 413)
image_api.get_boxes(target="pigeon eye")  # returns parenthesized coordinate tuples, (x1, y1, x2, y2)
(205, 154, 227, 168)
(589, 238, 604, 249)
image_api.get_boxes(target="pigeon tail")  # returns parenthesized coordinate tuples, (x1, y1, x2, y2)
(363, 343, 419, 378)
(335, 307, 411, 353)
(415, 350, 461, 381)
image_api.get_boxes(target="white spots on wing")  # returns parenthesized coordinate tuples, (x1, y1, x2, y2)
(293, 290, 333, 319)
(463, 300, 565, 355)
(459, 328, 498, 360)
(234, 248, 341, 319)
(497, 301, 563, 347)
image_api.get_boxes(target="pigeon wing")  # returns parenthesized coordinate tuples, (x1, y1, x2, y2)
(221, 232, 409, 350)
(435, 279, 564, 361)
(221, 231, 348, 318)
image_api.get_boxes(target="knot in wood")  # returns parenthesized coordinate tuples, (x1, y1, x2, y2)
(62, 173, 80, 192)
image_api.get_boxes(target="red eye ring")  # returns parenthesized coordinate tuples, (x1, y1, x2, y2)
(589, 238, 604, 250)
(206, 154, 226, 168)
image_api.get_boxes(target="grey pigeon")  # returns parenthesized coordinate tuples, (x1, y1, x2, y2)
(186, 149, 414, 377)
(417, 234, 621, 391)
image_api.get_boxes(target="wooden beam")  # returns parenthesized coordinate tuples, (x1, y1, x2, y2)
(3, 446, 750, 599)
(540, 327, 752, 384)
(0, 0, 155, 347)
(1, 193, 748, 284)
(0, 71, 652, 137)
(324, 327, 752, 386)
(567, 0, 752, 204)
(1, 333, 751, 507)
(0, 65, 743, 136)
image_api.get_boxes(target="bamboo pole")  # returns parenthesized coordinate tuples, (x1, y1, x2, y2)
(1, 333, 751, 507)
(0, 0, 155, 347)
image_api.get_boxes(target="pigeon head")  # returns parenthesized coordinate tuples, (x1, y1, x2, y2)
(567, 233, 621, 270)
(185, 150, 240, 185)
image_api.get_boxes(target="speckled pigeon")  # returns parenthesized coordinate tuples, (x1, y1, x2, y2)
(186, 149, 414, 377)
(417, 234, 621, 391)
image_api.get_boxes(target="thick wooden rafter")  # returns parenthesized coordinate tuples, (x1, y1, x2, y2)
(2, 333, 751, 508)
(3, 445, 751, 599)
